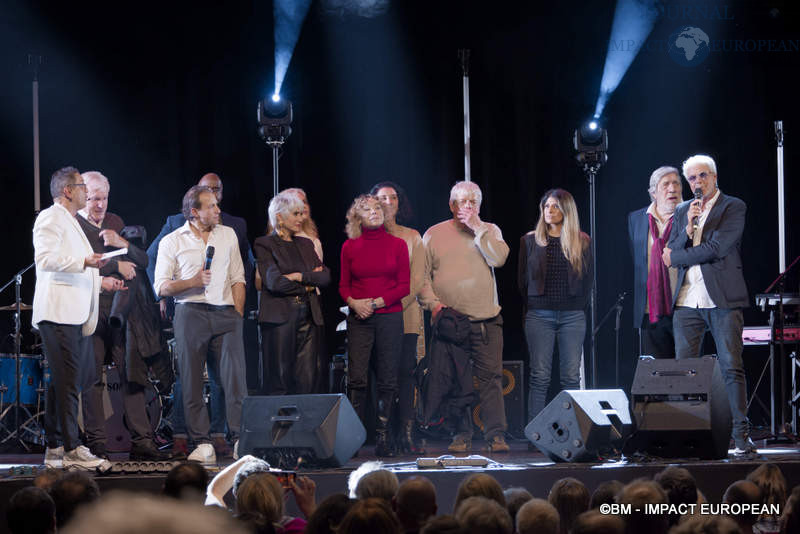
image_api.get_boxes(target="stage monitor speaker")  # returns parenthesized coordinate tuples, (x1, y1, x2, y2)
(624, 356, 732, 460)
(473, 360, 525, 437)
(238, 394, 366, 469)
(524, 389, 633, 462)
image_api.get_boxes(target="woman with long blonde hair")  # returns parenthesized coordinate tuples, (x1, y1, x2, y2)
(518, 189, 593, 419)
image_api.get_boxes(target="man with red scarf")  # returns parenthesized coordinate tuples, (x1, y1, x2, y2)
(628, 166, 683, 358)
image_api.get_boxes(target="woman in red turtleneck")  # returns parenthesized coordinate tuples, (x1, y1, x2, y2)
(339, 194, 410, 457)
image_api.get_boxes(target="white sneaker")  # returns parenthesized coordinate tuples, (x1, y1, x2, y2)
(188, 443, 216, 465)
(44, 446, 64, 468)
(63, 445, 112, 472)
(233, 440, 239, 460)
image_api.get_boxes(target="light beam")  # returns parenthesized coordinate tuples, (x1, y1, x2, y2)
(274, 0, 313, 97)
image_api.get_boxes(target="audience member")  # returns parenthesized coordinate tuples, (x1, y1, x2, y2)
(746, 463, 787, 534)
(722, 480, 762, 534)
(515, 498, 559, 534)
(589, 480, 623, 510)
(548, 477, 590, 534)
(393, 476, 438, 534)
(616, 479, 668, 534)
(354, 468, 400, 502)
(48, 471, 101, 528)
(419, 515, 465, 534)
(163, 462, 210, 501)
(669, 514, 740, 534)
(454, 473, 506, 512)
(570, 509, 625, 534)
(32, 468, 62, 491)
(235, 472, 307, 534)
(454, 496, 513, 534)
(338, 497, 402, 534)
(6, 487, 57, 534)
(781, 486, 800, 534)
(654, 466, 697, 526)
(503, 486, 533, 524)
(61, 492, 248, 534)
(304, 494, 354, 534)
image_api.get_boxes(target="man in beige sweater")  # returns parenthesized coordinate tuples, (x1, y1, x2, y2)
(418, 181, 510, 452)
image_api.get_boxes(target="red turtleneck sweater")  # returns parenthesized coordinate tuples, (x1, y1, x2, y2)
(339, 227, 410, 314)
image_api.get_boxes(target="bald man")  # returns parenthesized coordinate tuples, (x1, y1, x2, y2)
(392, 476, 438, 534)
(146, 173, 254, 458)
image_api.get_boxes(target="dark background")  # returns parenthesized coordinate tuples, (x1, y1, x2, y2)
(2, 0, 798, 427)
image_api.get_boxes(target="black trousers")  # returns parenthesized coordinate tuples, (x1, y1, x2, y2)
(260, 299, 319, 395)
(39, 322, 94, 451)
(639, 314, 675, 359)
(396, 333, 419, 422)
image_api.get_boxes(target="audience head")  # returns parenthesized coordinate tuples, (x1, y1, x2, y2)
(454, 496, 513, 534)
(48, 471, 101, 528)
(746, 462, 787, 517)
(570, 509, 625, 534)
(268, 190, 306, 238)
(653, 466, 697, 526)
(503, 487, 533, 524)
(590, 480, 623, 510)
(61, 492, 248, 534)
(515, 497, 559, 534)
(371, 181, 414, 224)
(454, 473, 506, 512)
(781, 485, 800, 534)
(548, 477, 590, 534)
(304, 493, 354, 534)
(345, 194, 383, 239)
(669, 514, 740, 534)
(163, 462, 210, 501)
(7, 487, 56, 534)
(232, 457, 272, 497)
(722, 479, 762, 530)
(235, 473, 284, 524)
(419, 514, 464, 534)
(616, 479, 668, 534)
(393, 476, 438, 533)
(338, 497, 402, 534)
(354, 468, 399, 502)
(33, 468, 62, 491)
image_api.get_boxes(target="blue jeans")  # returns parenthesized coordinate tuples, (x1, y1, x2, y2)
(525, 309, 586, 419)
(673, 306, 749, 440)
(170, 363, 227, 440)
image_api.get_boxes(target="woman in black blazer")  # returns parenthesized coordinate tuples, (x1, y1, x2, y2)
(254, 191, 331, 394)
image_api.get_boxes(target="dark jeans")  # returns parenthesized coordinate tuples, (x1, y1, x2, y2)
(673, 306, 750, 440)
(397, 333, 419, 422)
(260, 299, 319, 395)
(639, 314, 675, 359)
(466, 314, 506, 441)
(82, 301, 154, 448)
(347, 312, 403, 424)
(525, 309, 586, 419)
(173, 303, 247, 444)
(39, 322, 94, 451)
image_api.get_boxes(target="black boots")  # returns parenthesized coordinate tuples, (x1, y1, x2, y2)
(399, 420, 426, 454)
(375, 391, 396, 458)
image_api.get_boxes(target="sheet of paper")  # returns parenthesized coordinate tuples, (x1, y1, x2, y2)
(100, 247, 128, 260)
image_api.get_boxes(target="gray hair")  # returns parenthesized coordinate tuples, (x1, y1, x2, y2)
(449, 181, 482, 208)
(50, 166, 80, 200)
(355, 469, 399, 502)
(81, 171, 110, 192)
(232, 458, 271, 497)
(682, 154, 717, 178)
(268, 190, 305, 232)
(647, 166, 680, 201)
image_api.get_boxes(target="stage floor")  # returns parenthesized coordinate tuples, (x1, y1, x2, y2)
(2, 437, 800, 522)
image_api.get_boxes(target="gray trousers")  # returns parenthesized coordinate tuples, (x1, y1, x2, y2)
(173, 303, 247, 444)
(467, 314, 507, 441)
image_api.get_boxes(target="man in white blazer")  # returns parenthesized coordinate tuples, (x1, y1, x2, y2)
(32, 166, 121, 470)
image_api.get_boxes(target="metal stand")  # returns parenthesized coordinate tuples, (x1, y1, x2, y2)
(594, 292, 626, 387)
(267, 140, 284, 198)
(579, 161, 604, 388)
(458, 49, 472, 182)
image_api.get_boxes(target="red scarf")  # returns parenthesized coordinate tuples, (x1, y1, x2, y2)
(646, 213, 673, 323)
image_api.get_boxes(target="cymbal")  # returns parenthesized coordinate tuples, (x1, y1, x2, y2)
(0, 303, 32, 311)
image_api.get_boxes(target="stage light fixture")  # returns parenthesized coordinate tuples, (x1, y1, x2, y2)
(257, 96, 293, 142)
(272, 93, 281, 103)
(574, 119, 608, 158)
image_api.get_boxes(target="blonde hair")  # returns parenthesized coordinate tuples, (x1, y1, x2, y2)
(345, 194, 379, 239)
(283, 187, 319, 239)
(533, 189, 587, 274)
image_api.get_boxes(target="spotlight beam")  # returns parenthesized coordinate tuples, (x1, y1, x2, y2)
(274, 0, 313, 96)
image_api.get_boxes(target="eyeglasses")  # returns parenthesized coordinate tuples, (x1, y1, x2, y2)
(686, 171, 713, 183)
(68, 183, 87, 189)
(207, 186, 222, 193)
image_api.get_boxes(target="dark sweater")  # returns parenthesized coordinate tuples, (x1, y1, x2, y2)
(339, 227, 410, 314)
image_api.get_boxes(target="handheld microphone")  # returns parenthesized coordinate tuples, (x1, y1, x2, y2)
(692, 188, 703, 231)
(204, 246, 215, 270)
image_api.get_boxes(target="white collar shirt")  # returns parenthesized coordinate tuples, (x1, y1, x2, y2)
(676, 189, 721, 309)
(153, 221, 245, 305)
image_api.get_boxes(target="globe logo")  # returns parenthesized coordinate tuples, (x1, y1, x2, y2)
(668, 26, 711, 66)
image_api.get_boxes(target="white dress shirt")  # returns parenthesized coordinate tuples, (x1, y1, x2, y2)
(153, 221, 245, 305)
(675, 189, 721, 309)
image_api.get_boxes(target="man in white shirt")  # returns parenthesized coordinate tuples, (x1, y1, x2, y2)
(33, 166, 118, 470)
(154, 185, 247, 464)
(663, 154, 753, 454)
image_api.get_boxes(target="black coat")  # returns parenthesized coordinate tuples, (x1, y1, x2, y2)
(254, 233, 330, 325)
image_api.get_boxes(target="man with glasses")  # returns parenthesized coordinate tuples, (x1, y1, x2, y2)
(418, 181, 510, 453)
(32, 166, 116, 470)
(662, 154, 753, 454)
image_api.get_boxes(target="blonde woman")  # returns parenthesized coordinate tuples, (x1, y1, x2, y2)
(339, 194, 409, 457)
(518, 189, 593, 419)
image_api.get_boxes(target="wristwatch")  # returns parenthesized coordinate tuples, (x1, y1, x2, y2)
(370, 299, 378, 310)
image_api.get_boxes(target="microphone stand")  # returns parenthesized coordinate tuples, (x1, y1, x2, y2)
(593, 292, 626, 387)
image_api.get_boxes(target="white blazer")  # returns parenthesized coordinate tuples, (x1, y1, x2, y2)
(32, 203, 100, 336)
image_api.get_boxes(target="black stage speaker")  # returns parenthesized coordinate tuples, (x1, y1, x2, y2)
(238, 394, 366, 468)
(473, 360, 526, 437)
(624, 356, 732, 460)
(524, 389, 633, 462)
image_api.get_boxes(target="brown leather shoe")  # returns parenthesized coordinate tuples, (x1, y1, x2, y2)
(172, 437, 189, 459)
(213, 436, 232, 458)
(448, 435, 472, 453)
(488, 435, 510, 452)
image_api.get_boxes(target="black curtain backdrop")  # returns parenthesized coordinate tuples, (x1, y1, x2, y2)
(2, 0, 798, 424)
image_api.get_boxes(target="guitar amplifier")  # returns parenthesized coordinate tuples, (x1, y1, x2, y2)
(473, 360, 525, 438)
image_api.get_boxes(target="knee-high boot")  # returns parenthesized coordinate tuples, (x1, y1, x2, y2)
(375, 390, 396, 458)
